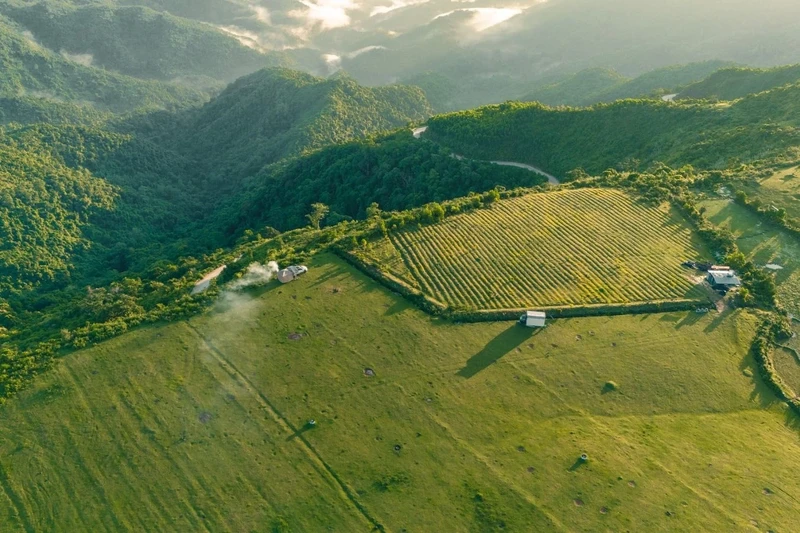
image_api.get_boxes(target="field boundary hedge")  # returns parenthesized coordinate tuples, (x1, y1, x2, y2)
(335, 247, 711, 321)
(751, 317, 800, 417)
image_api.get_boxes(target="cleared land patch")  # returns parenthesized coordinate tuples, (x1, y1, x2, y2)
(386, 188, 708, 309)
(741, 165, 800, 223)
(702, 199, 800, 315)
(1, 255, 799, 532)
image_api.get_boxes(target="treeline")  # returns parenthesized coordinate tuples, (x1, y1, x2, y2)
(678, 65, 800, 101)
(426, 84, 800, 178)
(216, 132, 545, 237)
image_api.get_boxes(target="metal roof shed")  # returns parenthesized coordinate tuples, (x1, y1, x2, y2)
(522, 311, 547, 328)
(707, 270, 742, 287)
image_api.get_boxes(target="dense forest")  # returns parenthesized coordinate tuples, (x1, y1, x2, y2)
(678, 65, 800, 101)
(521, 62, 732, 108)
(426, 84, 800, 177)
(150, 68, 433, 185)
(0, 0, 284, 83)
(0, 15, 207, 112)
(217, 131, 545, 236)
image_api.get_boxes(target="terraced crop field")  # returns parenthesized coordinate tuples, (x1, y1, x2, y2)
(388, 189, 708, 309)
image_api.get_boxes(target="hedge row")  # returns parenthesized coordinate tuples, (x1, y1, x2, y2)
(334, 247, 448, 315)
(750, 317, 800, 417)
(449, 299, 711, 323)
(337, 245, 712, 322)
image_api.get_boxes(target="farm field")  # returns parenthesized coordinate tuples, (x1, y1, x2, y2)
(385, 188, 709, 310)
(701, 198, 800, 315)
(740, 165, 800, 224)
(1, 254, 799, 532)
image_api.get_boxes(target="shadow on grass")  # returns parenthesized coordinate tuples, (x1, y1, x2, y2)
(457, 325, 538, 379)
(286, 422, 315, 442)
(568, 458, 586, 472)
(703, 310, 728, 333)
(740, 352, 782, 410)
(384, 299, 410, 316)
(675, 311, 704, 329)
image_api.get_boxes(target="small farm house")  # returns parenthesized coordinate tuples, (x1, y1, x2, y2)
(707, 269, 741, 289)
(278, 265, 308, 284)
(520, 311, 547, 328)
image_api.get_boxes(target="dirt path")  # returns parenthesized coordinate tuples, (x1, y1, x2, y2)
(412, 126, 560, 185)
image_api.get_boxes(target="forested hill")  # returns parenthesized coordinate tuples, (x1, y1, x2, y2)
(0, 1, 284, 83)
(0, 15, 206, 113)
(154, 68, 432, 184)
(678, 65, 800, 101)
(521, 62, 732, 108)
(426, 83, 800, 178)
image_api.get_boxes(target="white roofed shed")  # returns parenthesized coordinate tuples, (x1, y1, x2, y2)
(521, 311, 547, 328)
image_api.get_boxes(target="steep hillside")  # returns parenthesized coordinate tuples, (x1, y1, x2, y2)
(595, 61, 734, 102)
(0, 16, 206, 112)
(0, 132, 117, 296)
(522, 62, 735, 108)
(427, 84, 800, 177)
(522, 68, 627, 107)
(1, 1, 283, 83)
(163, 68, 432, 183)
(678, 65, 800, 101)
(217, 131, 544, 236)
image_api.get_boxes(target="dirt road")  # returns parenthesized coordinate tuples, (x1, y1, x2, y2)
(412, 126, 560, 185)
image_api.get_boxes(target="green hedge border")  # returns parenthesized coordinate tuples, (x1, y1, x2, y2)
(335, 247, 712, 322)
(751, 317, 800, 417)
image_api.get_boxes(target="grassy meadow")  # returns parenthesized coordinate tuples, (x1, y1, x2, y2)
(1, 254, 799, 532)
(383, 189, 709, 309)
(740, 165, 800, 223)
(701, 198, 800, 316)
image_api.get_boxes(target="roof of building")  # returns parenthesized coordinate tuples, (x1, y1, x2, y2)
(708, 270, 741, 286)
(526, 311, 546, 318)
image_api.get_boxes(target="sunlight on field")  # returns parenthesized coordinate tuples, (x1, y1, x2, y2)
(1, 255, 798, 532)
(386, 189, 708, 309)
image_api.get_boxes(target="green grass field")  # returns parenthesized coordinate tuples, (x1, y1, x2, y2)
(701, 198, 800, 315)
(383, 189, 708, 309)
(1, 254, 799, 532)
(740, 166, 800, 224)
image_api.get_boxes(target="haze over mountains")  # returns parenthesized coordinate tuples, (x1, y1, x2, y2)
(4, 0, 800, 111)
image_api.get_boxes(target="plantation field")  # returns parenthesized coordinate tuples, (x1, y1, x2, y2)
(1, 254, 799, 532)
(386, 188, 709, 309)
(701, 199, 800, 315)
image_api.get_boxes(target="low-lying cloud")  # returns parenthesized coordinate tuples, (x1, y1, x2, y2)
(61, 50, 94, 67)
(434, 7, 523, 31)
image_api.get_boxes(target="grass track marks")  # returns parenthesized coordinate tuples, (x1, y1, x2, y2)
(0, 463, 34, 533)
(185, 322, 383, 532)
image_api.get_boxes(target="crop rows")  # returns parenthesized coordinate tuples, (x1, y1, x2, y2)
(389, 189, 706, 309)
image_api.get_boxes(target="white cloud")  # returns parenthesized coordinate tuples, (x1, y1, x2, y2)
(323, 53, 343, 73)
(434, 7, 522, 32)
(61, 50, 94, 67)
(347, 45, 387, 58)
(370, 0, 430, 17)
(290, 0, 356, 31)
(250, 5, 272, 25)
(217, 25, 266, 51)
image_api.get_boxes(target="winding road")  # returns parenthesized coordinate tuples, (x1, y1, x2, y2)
(412, 126, 560, 185)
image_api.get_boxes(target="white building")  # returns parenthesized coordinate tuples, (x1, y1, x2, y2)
(707, 269, 741, 289)
(521, 311, 547, 328)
